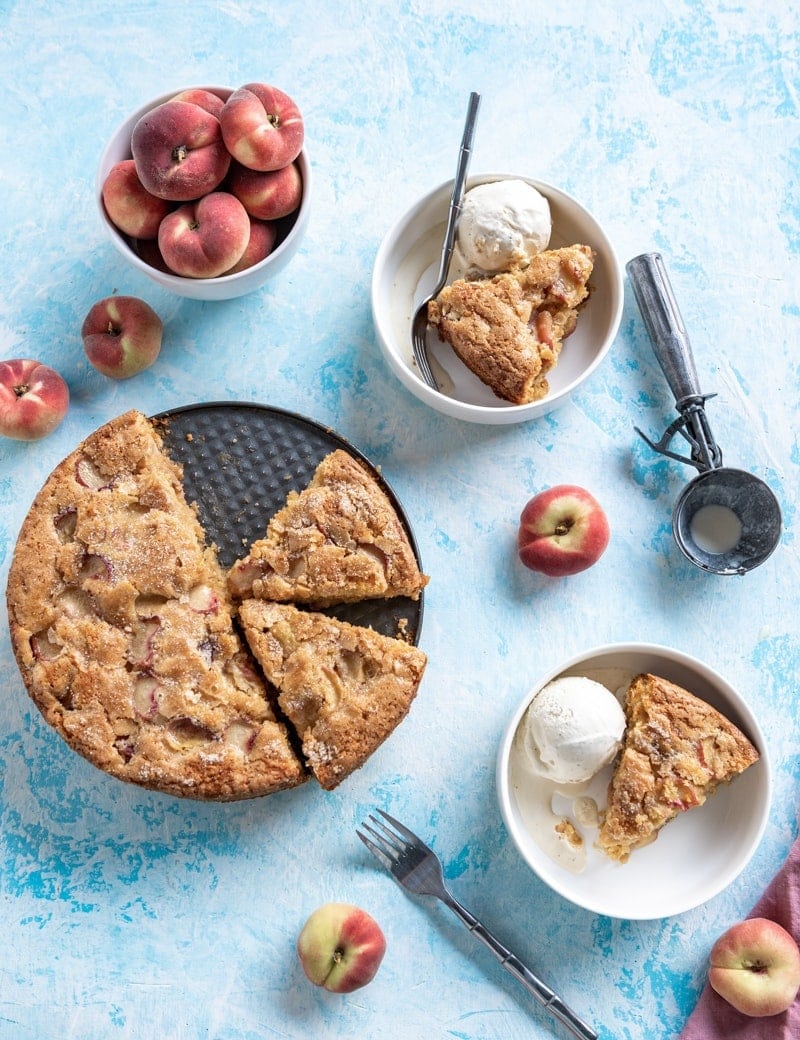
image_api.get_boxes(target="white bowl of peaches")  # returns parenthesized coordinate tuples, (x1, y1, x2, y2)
(96, 83, 311, 300)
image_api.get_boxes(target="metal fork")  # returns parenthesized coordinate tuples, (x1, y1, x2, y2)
(410, 91, 481, 391)
(357, 810, 597, 1040)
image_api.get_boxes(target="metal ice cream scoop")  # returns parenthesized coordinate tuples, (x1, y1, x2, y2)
(626, 252, 782, 575)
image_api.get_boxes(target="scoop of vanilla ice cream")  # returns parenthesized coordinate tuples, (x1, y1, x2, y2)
(521, 676, 626, 784)
(456, 179, 552, 273)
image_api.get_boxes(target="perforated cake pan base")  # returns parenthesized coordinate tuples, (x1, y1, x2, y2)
(153, 401, 425, 642)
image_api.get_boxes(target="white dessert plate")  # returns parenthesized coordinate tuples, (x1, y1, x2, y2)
(496, 643, 771, 919)
(371, 174, 623, 424)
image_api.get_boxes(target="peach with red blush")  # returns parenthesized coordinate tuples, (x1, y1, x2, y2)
(227, 160, 302, 220)
(518, 485, 610, 577)
(225, 218, 277, 273)
(131, 100, 230, 201)
(709, 917, 800, 1018)
(102, 160, 172, 239)
(158, 191, 250, 277)
(169, 88, 225, 118)
(0, 359, 69, 440)
(297, 903, 386, 993)
(220, 82, 304, 171)
(81, 296, 163, 379)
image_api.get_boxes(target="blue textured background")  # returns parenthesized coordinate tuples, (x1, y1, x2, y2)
(1, 2, 798, 1037)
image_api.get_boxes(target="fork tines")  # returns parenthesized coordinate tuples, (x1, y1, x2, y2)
(356, 811, 402, 867)
(412, 332, 438, 390)
(357, 809, 425, 868)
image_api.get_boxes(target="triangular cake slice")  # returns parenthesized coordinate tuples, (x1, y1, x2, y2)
(596, 673, 759, 863)
(427, 244, 594, 404)
(238, 600, 427, 790)
(228, 449, 428, 607)
(6, 409, 306, 801)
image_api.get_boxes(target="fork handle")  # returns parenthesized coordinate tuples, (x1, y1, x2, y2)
(443, 895, 598, 1040)
(434, 91, 481, 290)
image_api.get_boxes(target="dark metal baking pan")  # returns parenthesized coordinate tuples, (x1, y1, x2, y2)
(153, 401, 425, 643)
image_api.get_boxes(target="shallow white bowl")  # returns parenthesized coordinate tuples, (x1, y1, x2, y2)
(96, 87, 311, 301)
(371, 174, 623, 424)
(496, 643, 770, 919)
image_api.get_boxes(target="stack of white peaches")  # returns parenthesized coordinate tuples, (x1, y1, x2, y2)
(97, 82, 310, 298)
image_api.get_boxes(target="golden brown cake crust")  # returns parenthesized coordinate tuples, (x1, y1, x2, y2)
(427, 244, 594, 404)
(6, 410, 306, 801)
(596, 673, 759, 863)
(238, 600, 427, 790)
(228, 449, 428, 606)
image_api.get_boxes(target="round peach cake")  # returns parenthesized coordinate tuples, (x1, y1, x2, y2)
(6, 410, 427, 801)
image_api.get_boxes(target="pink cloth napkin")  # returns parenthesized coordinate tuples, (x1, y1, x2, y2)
(679, 836, 800, 1039)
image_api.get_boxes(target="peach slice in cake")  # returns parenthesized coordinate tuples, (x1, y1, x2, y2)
(596, 673, 759, 863)
(238, 600, 427, 790)
(228, 449, 428, 607)
(427, 244, 594, 404)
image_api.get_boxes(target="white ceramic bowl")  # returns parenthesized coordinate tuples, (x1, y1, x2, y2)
(496, 643, 770, 919)
(96, 87, 311, 301)
(371, 174, 623, 424)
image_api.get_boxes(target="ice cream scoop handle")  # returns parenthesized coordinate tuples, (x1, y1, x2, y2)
(435, 91, 481, 288)
(444, 894, 598, 1039)
(626, 252, 702, 405)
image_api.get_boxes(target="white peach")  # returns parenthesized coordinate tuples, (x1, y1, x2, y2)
(157, 191, 250, 278)
(226, 160, 303, 220)
(131, 99, 230, 201)
(297, 903, 386, 993)
(102, 159, 172, 239)
(81, 296, 163, 379)
(518, 485, 610, 577)
(0, 359, 69, 440)
(709, 917, 800, 1017)
(220, 82, 304, 171)
(169, 88, 225, 118)
(224, 218, 277, 274)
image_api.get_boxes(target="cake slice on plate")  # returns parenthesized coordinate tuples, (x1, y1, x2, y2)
(228, 449, 428, 606)
(427, 243, 594, 404)
(596, 673, 759, 863)
(238, 600, 427, 790)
